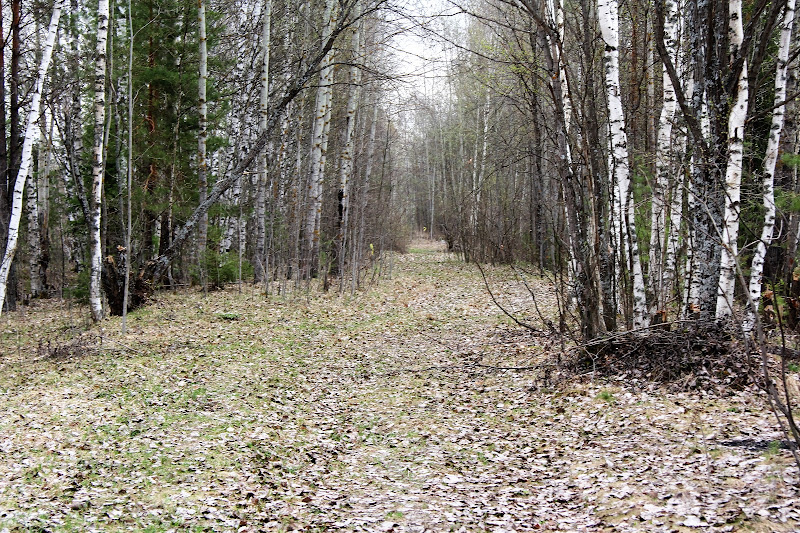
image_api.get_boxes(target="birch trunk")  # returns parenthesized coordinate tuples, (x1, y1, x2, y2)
(715, 0, 749, 317)
(597, 0, 648, 328)
(470, 91, 490, 237)
(337, 3, 362, 283)
(683, 97, 711, 316)
(540, 0, 579, 304)
(0, 1, 62, 316)
(27, 21, 45, 298)
(304, 0, 337, 279)
(66, 1, 90, 227)
(197, 0, 209, 291)
(745, 0, 796, 329)
(254, 0, 272, 283)
(27, 153, 43, 297)
(663, 14, 689, 317)
(650, 0, 680, 310)
(88, 0, 110, 322)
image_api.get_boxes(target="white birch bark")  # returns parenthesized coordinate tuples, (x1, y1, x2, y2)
(27, 20, 45, 298)
(352, 98, 380, 292)
(547, 0, 570, 132)
(683, 96, 710, 315)
(89, 0, 110, 322)
(650, 0, 679, 309)
(663, 9, 688, 315)
(198, 0, 209, 290)
(470, 91, 490, 229)
(745, 0, 796, 329)
(304, 0, 337, 277)
(716, 0, 749, 317)
(0, 1, 63, 316)
(337, 3, 362, 282)
(542, 0, 578, 301)
(597, 0, 648, 328)
(27, 153, 43, 296)
(255, 0, 272, 283)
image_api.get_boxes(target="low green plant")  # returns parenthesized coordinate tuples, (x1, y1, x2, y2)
(596, 390, 615, 403)
(765, 440, 782, 458)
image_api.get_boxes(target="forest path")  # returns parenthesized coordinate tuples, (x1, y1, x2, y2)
(1, 239, 799, 532)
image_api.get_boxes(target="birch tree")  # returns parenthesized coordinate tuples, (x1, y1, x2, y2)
(336, 1, 363, 282)
(715, 0, 749, 317)
(26, 149, 44, 297)
(0, 0, 63, 316)
(746, 0, 796, 329)
(597, 0, 648, 328)
(650, 0, 680, 312)
(122, 0, 135, 334)
(304, 0, 338, 279)
(197, 0, 209, 290)
(254, 0, 272, 283)
(88, 0, 110, 322)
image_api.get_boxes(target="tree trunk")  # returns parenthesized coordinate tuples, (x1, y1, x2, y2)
(303, 0, 337, 279)
(598, 0, 648, 328)
(0, 0, 8, 311)
(197, 0, 209, 291)
(4, 0, 21, 311)
(122, 0, 134, 334)
(89, 0, 110, 322)
(27, 156, 43, 297)
(0, 0, 63, 316)
(336, 2, 362, 282)
(746, 0, 796, 329)
(715, 0, 749, 317)
(254, 0, 272, 283)
(650, 0, 680, 312)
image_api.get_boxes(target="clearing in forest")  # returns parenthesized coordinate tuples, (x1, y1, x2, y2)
(0, 239, 798, 532)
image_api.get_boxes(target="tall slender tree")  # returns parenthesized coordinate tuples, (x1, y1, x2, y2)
(197, 0, 209, 291)
(0, 0, 63, 316)
(746, 0, 796, 329)
(304, 0, 338, 279)
(715, 0, 749, 317)
(254, 0, 273, 283)
(598, 0, 648, 328)
(336, 0, 363, 282)
(89, 0, 111, 322)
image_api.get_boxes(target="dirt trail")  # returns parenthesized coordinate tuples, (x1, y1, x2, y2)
(0, 239, 798, 532)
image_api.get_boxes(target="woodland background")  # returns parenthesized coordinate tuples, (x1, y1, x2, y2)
(0, 0, 796, 339)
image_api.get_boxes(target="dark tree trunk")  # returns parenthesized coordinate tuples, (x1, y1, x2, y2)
(2, 0, 21, 311)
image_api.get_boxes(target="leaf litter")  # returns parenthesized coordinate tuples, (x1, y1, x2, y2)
(0, 239, 798, 531)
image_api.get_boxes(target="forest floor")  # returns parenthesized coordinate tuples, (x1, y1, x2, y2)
(1, 238, 799, 532)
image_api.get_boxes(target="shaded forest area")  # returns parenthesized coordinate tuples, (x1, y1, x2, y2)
(0, 0, 408, 324)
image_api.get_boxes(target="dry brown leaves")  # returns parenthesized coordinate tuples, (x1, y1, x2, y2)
(0, 239, 798, 531)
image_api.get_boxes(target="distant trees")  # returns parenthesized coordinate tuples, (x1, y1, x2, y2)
(0, 0, 797, 338)
(407, 0, 799, 340)
(0, 0, 404, 320)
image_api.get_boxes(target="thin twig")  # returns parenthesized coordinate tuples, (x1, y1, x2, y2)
(475, 262, 541, 332)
